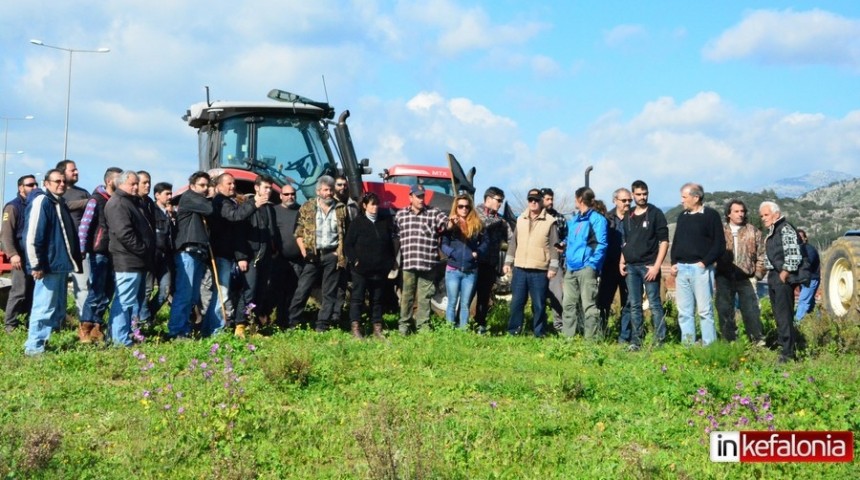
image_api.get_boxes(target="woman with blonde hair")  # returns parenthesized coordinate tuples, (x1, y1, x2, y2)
(441, 194, 487, 329)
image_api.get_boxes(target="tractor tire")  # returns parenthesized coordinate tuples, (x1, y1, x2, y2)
(821, 237, 860, 318)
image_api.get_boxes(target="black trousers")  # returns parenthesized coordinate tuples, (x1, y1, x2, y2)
(5, 268, 34, 330)
(767, 271, 796, 359)
(349, 270, 385, 325)
(473, 263, 497, 328)
(235, 257, 274, 326)
(288, 252, 342, 330)
(273, 257, 305, 327)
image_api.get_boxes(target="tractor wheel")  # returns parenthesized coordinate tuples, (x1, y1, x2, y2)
(821, 237, 860, 318)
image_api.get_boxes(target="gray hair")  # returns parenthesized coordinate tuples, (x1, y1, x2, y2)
(317, 175, 335, 190)
(613, 187, 631, 199)
(114, 170, 138, 189)
(760, 200, 781, 215)
(681, 182, 704, 201)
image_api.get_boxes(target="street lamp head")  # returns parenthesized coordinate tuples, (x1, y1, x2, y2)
(97, 48, 110, 53)
(24, 116, 34, 120)
(30, 39, 44, 46)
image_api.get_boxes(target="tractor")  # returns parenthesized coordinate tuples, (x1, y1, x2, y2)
(821, 230, 860, 318)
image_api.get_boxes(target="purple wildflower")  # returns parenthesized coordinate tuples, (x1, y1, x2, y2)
(164, 404, 171, 410)
(159, 356, 166, 363)
(244, 302, 256, 316)
(177, 407, 185, 414)
(807, 376, 815, 383)
(210, 343, 220, 355)
(740, 397, 751, 406)
(142, 390, 150, 398)
(490, 401, 498, 409)
(661, 365, 668, 373)
(247, 343, 257, 352)
(697, 388, 707, 396)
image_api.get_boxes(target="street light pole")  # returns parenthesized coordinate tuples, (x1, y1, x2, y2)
(1, 115, 34, 205)
(29, 39, 110, 160)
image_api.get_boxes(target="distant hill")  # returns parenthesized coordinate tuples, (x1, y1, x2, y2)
(664, 178, 860, 250)
(758, 170, 856, 198)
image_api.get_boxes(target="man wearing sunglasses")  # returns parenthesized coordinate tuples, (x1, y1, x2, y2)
(273, 184, 304, 328)
(504, 188, 560, 337)
(598, 187, 633, 343)
(2, 175, 38, 332)
(474, 186, 511, 334)
(23, 170, 83, 355)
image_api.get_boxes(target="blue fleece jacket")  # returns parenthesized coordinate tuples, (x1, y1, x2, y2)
(564, 208, 608, 273)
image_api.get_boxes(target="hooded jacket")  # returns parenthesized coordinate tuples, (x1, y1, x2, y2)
(24, 188, 83, 275)
(565, 208, 608, 273)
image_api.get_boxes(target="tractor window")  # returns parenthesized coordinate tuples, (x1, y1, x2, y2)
(220, 116, 333, 203)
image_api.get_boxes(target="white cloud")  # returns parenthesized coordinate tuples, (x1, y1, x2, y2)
(604, 24, 647, 48)
(703, 9, 860, 68)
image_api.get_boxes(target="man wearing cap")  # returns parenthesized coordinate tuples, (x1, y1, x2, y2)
(473, 186, 512, 334)
(504, 188, 560, 337)
(394, 184, 448, 334)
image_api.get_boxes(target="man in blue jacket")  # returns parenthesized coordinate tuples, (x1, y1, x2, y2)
(23, 169, 83, 356)
(561, 187, 608, 340)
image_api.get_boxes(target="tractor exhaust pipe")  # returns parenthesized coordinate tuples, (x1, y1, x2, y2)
(584, 165, 593, 188)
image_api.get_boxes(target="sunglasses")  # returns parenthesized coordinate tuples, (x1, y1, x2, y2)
(617, 198, 632, 203)
(491, 196, 504, 202)
(22, 183, 37, 187)
(527, 198, 540, 203)
(457, 204, 470, 209)
(281, 192, 296, 196)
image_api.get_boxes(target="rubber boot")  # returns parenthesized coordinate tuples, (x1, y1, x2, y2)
(234, 324, 246, 339)
(78, 322, 94, 344)
(89, 323, 105, 343)
(351, 321, 363, 339)
(372, 323, 384, 339)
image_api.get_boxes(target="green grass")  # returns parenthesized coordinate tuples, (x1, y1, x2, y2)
(0, 305, 857, 479)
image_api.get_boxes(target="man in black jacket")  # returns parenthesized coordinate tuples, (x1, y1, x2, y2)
(168, 172, 213, 339)
(760, 201, 802, 363)
(597, 187, 632, 343)
(272, 183, 304, 328)
(1, 175, 38, 331)
(620, 180, 669, 350)
(147, 182, 175, 320)
(57, 159, 91, 320)
(206, 173, 267, 338)
(104, 171, 155, 346)
(234, 175, 278, 335)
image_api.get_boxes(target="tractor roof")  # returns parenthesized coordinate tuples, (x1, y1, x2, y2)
(183, 100, 330, 129)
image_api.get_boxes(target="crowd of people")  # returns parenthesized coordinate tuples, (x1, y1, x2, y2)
(1, 161, 819, 363)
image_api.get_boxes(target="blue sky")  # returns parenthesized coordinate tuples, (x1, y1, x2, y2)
(2, 0, 859, 209)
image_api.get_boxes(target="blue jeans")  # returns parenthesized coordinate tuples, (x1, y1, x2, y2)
(168, 251, 205, 338)
(625, 264, 666, 346)
(202, 257, 234, 337)
(24, 273, 69, 356)
(675, 263, 716, 346)
(109, 271, 145, 346)
(507, 267, 549, 337)
(795, 278, 819, 322)
(81, 253, 114, 324)
(445, 268, 477, 328)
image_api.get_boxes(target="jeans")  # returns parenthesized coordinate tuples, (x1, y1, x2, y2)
(202, 257, 234, 337)
(675, 263, 717, 346)
(70, 258, 90, 317)
(768, 271, 797, 359)
(399, 269, 436, 334)
(507, 267, 549, 337)
(147, 257, 174, 322)
(625, 264, 666, 346)
(561, 267, 602, 340)
(795, 279, 819, 322)
(445, 268, 477, 328)
(715, 274, 762, 342)
(24, 273, 69, 356)
(109, 271, 144, 346)
(168, 251, 206, 338)
(81, 253, 114, 324)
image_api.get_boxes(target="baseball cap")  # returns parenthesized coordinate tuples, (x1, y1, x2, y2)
(410, 184, 426, 196)
(527, 188, 542, 202)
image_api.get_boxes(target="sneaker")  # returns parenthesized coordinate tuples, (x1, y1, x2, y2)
(755, 339, 767, 348)
(626, 344, 640, 352)
(234, 324, 246, 339)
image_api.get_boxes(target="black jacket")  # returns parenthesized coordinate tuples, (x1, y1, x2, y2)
(274, 203, 302, 260)
(622, 204, 669, 266)
(240, 202, 277, 263)
(210, 194, 256, 260)
(154, 205, 175, 257)
(174, 190, 212, 252)
(343, 215, 396, 277)
(104, 189, 156, 272)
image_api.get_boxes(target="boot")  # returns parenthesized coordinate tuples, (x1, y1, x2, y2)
(78, 322, 94, 344)
(89, 323, 105, 343)
(234, 324, 246, 339)
(372, 323, 384, 339)
(351, 321, 363, 339)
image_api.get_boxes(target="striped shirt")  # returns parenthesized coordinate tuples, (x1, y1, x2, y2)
(394, 206, 448, 271)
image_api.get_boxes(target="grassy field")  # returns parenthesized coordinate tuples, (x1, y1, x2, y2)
(0, 303, 857, 479)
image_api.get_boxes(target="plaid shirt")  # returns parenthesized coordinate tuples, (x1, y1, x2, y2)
(394, 205, 448, 271)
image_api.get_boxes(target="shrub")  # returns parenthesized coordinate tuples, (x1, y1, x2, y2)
(259, 349, 314, 389)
